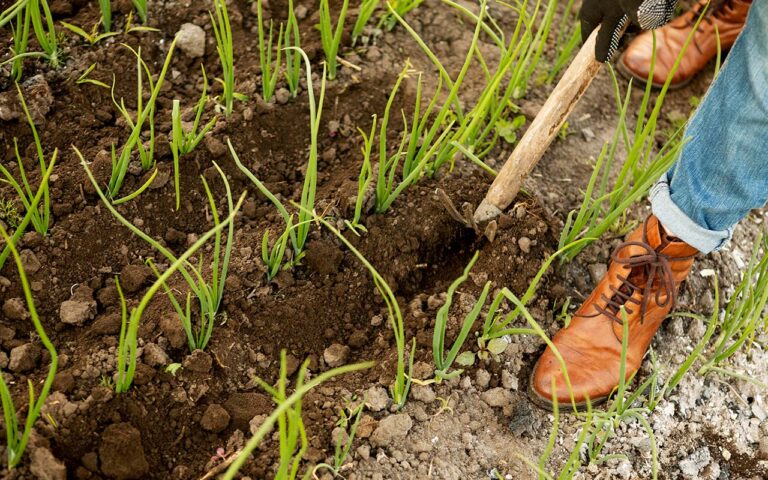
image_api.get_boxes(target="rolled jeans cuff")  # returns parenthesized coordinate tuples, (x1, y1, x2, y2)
(649, 173, 733, 254)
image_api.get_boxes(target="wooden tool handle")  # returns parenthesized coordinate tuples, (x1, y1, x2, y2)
(474, 28, 603, 222)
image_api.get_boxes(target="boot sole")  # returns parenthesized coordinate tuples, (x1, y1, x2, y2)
(526, 359, 610, 413)
(616, 52, 694, 91)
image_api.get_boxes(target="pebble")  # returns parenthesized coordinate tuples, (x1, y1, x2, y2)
(759, 437, 768, 460)
(200, 404, 230, 433)
(275, 88, 291, 104)
(480, 387, 513, 408)
(581, 127, 596, 141)
(370, 413, 413, 447)
(411, 385, 436, 403)
(30, 447, 66, 480)
(365, 386, 389, 412)
(678, 447, 711, 477)
(142, 343, 170, 367)
(176, 23, 206, 58)
(60, 299, 96, 326)
(20, 249, 41, 274)
(588, 263, 607, 284)
(3, 297, 28, 320)
(475, 369, 491, 390)
(517, 237, 531, 254)
(323, 343, 350, 367)
(9, 343, 40, 372)
(183, 350, 212, 373)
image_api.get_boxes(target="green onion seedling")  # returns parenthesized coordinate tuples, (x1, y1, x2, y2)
(352, 0, 379, 44)
(222, 358, 372, 479)
(170, 64, 218, 210)
(103, 39, 176, 202)
(318, 0, 349, 80)
(283, 0, 302, 97)
(79, 148, 239, 353)
(0, 84, 55, 237)
(432, 252, 491, 382)
(0, 224, 58, 469)
(256, 0, 284, 101)
(304, 208, 414, 409)
(233, 48, 325, 265)
(211, 0, 245, 116)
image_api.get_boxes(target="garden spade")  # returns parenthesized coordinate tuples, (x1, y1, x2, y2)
(473, 28, 604, 223)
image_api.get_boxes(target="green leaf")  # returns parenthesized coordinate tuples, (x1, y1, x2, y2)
(487, 337, 508, 355)
(165, 363, 182, 376)
(455, 351, 475, 367)
(495, 115, 526, 144)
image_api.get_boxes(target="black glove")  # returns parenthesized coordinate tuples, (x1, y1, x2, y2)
(580, 0, 679, 62)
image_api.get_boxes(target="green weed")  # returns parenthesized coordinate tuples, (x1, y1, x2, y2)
(345, 116, 377, 234)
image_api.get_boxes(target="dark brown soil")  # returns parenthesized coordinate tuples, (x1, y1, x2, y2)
(0, 1, 558, 478)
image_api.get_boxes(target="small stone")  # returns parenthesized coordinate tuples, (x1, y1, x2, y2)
(275, 88, 291, 104)
(60, 299, 96, 326)
(224, 393, 272, 430)
(120, 264, 151, 293)
(475, 369, 491, 390)
(517, 237, 531, 254)
(501, 370, 518, 390)
(411, 385, 436, 403)
(99, 423, 149, 480)
(588, 263, 607, 284)
(183, 350, 212, 373)
(20, 249, 41, 274)
(323, 343, 350, 367)
(30, 447, 66, 480)
(581, 127, 596, 141)
(142, 343, 170, 367)
(176, 23, 206, 58)
(249, 414, 267, 435)
(759, 437, 768, 460)
(90, 313, 121, 335)
(200, 404, 230, 433)
(9, 343, 40, 372)
(480, 387, 513, 408)
(370, 413, 413, 447)
(3, 297, 28, 320)
(356, 444, 370, 460)
(205, 135, 227, 157)
(364, 386, 389, 412)
(679, 447, 711, 477)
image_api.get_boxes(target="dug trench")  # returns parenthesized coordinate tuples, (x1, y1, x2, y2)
(0, 1, 565, 476)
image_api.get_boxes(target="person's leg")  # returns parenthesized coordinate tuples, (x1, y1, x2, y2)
(651, 0, 768, 253)
(530, 2, 768, 408)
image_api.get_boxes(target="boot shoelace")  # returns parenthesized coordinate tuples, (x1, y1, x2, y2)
(689, 0, 739, 26)
(585, 220, 695, 326)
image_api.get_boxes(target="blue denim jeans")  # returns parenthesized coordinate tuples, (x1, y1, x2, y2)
(650, 0, 768, 253)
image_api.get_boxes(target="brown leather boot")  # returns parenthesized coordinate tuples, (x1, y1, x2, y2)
(619, 0, 752, 88)
(529, 215, 698, 409)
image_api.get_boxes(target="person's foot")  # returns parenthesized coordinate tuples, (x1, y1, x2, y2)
(529, 215, 698, 409)
(619, 0, 752, 89)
